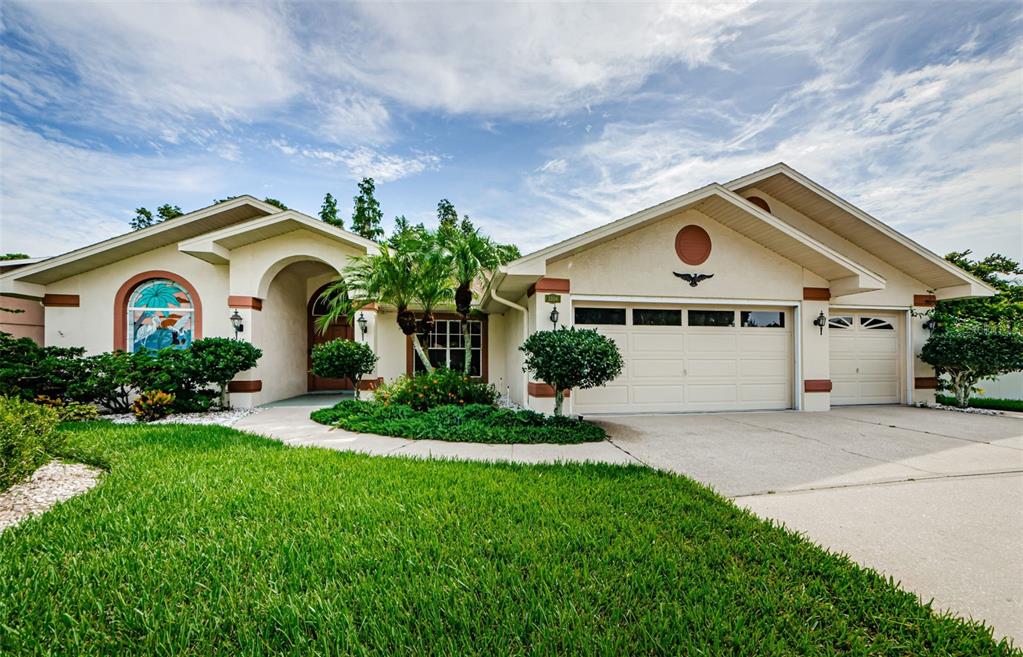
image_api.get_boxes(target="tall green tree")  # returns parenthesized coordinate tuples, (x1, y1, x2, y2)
(319, 193, 342, 228)
(351, 178, 385, 241)
(130, 204, 182, 230)
(437, 198, 459, 235)
(936, 250, 1023, 326)
(156, 204, 183, 221)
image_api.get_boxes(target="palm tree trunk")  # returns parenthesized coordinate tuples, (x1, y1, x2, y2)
(462, 318, 472, 375)
(411, 334, 433, 373)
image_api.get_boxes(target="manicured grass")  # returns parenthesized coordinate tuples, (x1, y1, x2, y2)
(936, 394, 1023, 412)
(1, 423, 1016, 656)
(311, 400, 606, 444)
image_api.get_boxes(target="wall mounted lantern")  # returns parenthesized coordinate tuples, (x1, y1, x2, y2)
(549, 305, 559, 328)
(812, 311, 827, 336)
(357, 312, 369, 339)
(922, 317, 937, 332)
(230, 309, 244, 338)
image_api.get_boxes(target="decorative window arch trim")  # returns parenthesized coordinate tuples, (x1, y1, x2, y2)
(114, 270, 203, 351)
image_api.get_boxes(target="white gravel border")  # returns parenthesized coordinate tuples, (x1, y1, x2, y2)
(104, 407, 263, 426)
(1, 461, 102, 533)
(915, 401, 1003, 416)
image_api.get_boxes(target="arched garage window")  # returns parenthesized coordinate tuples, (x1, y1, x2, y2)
(127, 279, 196, 352)
(114, 271, 203, 352)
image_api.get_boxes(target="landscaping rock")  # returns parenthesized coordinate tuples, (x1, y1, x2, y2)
(915, 401, 1002, 416)
(105, 407, 262, 426)
(0, 461, 102, 533)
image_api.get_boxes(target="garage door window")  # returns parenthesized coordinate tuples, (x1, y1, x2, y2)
(740, 310, 785, 328)
(633, 309, 682, 326)
(575, 307, 626, 325)
(861, 316, 895, 330)
(688, 310, 734, 327)
(828, 316, 853, 329)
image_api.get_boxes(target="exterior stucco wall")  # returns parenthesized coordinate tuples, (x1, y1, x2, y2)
(226, 230, 362, 299)
(42, 244, 231, 354)
(374, 311, 408, 382)
(545, 208, 805, 301)
(250, 265, 308, 406)
(0, 296, 44, 344)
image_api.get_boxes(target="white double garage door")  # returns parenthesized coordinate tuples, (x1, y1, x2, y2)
(573, 305, 901, 414)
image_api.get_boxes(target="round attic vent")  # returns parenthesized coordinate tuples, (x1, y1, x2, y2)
(674, 225, 711, 266)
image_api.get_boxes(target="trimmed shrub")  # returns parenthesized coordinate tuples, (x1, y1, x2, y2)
(132, 390, 175, 422)
(82, 351, 135, 412)
(921, 320, 1023, 407)
(310, 339, 378, 399)
(311, 400, 605, 444)
(0, 396, 61, 491)
(128, 348, 216, 412)
(374, 368, 497, 411)
(521, 328, 624, 416)
(189, 338, 262, 408)
(0, 333, 90, 401)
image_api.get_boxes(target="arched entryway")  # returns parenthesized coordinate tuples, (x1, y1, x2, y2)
(308, 282, 354, 391)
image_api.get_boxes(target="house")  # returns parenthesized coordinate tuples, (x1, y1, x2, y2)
(0, 163, 994, 413)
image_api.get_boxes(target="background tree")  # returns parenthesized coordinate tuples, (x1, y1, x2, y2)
(0, 253, 29, 261)
(263, 198, 288, 210)
(319, 193, 342, 228)
(311, 339, 378, 399)
(521, 328, 624, 416)
(437, 198, 459, 235)
(935, 250, 1023, 326)
(131, 207, 155, 230)
(156, 204, 184, 221)
(351, 178, 385, 241)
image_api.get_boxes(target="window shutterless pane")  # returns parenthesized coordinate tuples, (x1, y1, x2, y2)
(574, 307, 626, 325)
(687, 310, 735, 327)
(741, 311, 785, 328)
(632, 308, 682, 326)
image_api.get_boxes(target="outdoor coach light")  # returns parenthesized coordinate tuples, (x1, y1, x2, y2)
(549, 305, 560, 328)
(922, 317, 937, 332)
(230, 309, 244, 338)
(357, 312, 369, 338)
(813, 311, 827, 336)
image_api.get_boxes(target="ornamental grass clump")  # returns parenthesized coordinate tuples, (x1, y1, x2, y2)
(0, 395, 61, 491)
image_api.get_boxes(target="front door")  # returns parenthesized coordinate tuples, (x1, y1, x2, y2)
(308, 286, 354, 391)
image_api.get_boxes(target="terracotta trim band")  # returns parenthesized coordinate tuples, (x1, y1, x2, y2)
(527, 382, 571, 398)
(228, 295, 262, 311)
(42, 294, 80, 307)
(357, 377, 384, 391)
(914, 377, 939, 390)
(802, 287, 831, 301)
(113, 270, 203, 351)
(913, 294, 937, 307)
(527, 277, 571, 297)
(228, 380, 262, 393)
(804, 379, 833, 393)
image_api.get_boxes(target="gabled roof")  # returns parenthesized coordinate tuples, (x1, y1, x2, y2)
(726, 163, 995, 298)
(0, 196, 278, 293)
(178, 210, 380, 264)
(499, 183, 886, 299)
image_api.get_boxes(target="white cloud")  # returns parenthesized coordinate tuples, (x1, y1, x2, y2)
(536, 159, 568, 174)
(276, 142, 442, 183)
(0, 123, 224, 256)
(316, 91, 392, 145)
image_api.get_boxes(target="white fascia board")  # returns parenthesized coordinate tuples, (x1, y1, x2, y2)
(935, 282, 996, 300)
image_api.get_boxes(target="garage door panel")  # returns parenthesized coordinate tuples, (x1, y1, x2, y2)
(740, 358, 789, 377)
(630, 333, 683, 353)
(576, 385, 629, 406)
(859, 358, 898, 376)
(686, 383, 738, 403)
(739, 333, 789, 353)
(631, 385, 684, 404)
(686, 333, 738, 352)
(631, 358, 683, 378)
(686, 358, 738, 377)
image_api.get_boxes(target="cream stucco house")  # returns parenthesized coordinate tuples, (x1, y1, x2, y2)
(0, 163, 994, 413)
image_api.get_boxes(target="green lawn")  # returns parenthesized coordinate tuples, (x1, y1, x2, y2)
(0, 423, 1015, 656)
(936, 394, 1023, 412)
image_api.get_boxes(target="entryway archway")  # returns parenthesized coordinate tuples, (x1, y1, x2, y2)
(308, 282, 354, 391)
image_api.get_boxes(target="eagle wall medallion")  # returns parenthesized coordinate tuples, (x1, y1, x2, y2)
(674, 225, 714, 287)
(673, 272, 714, 287)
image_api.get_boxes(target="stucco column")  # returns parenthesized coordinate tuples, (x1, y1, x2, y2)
(800, 298, 831, 412)
(911, 295, 938, 405)
(524, 278, 572, 415)
(356, 306, 381, 388)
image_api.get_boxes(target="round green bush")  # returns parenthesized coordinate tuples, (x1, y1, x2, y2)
(310, 339, 378, 399)
(520, 327, 624, 416)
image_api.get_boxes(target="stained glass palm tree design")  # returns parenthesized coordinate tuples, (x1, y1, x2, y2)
(128, 279, 194, 352)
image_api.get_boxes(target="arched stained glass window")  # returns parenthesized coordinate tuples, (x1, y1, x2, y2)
(127, 279, 195, 352)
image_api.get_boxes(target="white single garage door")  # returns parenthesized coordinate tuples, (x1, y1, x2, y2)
(573, 305, 793, 414)
(828, 313, 901, 405)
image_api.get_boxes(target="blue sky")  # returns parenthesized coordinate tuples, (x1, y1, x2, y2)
(1, 1, 1021, 261)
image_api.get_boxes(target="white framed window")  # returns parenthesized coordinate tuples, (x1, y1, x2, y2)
(828, 316, 853, 329)
(861, 316, 895, 330)
(414, 319, 483, 377)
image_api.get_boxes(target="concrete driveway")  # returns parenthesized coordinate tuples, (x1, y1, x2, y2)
(597, 406, 1023, 642)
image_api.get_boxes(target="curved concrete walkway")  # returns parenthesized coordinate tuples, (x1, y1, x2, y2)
(235, 395, 640, 466)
